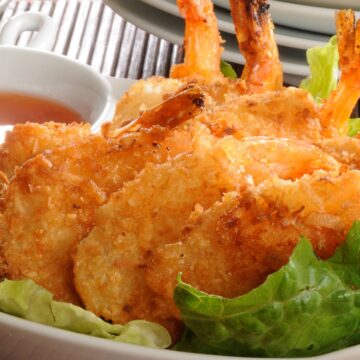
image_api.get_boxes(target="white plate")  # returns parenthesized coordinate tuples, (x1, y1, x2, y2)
(0, 0, 9, 15)
(105, 0, 310, 85)
(2, 77, 360, 360)
(213, 0, 360, 35)
(141, 0, 330, 50)
(277, 0, 360, 10)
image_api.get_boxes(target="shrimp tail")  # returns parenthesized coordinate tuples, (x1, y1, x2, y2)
(321, 10, 360, 136)
(170, 0, 224, 83)
(230, 0, 283, 93)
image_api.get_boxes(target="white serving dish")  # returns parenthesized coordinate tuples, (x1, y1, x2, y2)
(105, 0, 309, 85)
(0, 12, 117, 137)
(141, 0, 330, 50)
(277, 0, 360, 10)
(213, 0, 360, 35)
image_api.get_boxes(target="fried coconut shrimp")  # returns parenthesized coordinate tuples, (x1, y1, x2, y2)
(106, 0, 282, 136)
(73, 136, 247, 337)
(0, 122, 92, 180)
(108, 77, 186, 131)
(1, 121, 202, 305)
(171, 0, 282, 94)
(146, 169, 360, 318)
(73, 136, 341, 337)
(198, 87, 324, 141)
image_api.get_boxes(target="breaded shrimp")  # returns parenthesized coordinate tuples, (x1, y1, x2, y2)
(106, 77, 186, 132)
(171, 0, 282, 93)
(321, 10, 360, 135)
(0, 122, 92, 180)
(105, 85, 208, 138)
(107, 0, 284, 137)
(198, 87, 324, 141)
(318, 137, 360, 169)
(73, 136, 245, 337)
(73, 135, 340, 335)
(146, 170, 360, 317)
(1, 122, 199, 305)
(230, 0, 283, 93)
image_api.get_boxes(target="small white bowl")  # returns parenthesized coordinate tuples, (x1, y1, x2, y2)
(0, 12, 116, 134)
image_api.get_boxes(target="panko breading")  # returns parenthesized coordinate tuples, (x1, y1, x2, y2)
(106, 77, 186, 133)
(73, 136, 341, 336)
(198, 87, 324, 141)
(0, 122, 92, 180)
(106, 85, 208, 138)
(146, 170, 360, 318)
(1, 124, 197, 305)
(73, 136, 249, 335)
(318, 137, 360, 170)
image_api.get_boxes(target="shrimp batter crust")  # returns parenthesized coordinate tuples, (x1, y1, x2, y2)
(146, 169, 360, 318)
(0, 122, 92, 180)
(73, 136, 341, 337)
(198, 87, 324, 141)
(74, 136, 248, 335)
(1, 124, 198, 305)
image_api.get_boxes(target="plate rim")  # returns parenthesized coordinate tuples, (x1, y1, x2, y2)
(141, 0, 331, 50)
(104, 0, 310, 79)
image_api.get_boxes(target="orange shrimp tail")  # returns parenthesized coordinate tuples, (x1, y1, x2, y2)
(230, 0, 283, 93)
(321, 10, 360, 136)
(170, 0, 224, 83)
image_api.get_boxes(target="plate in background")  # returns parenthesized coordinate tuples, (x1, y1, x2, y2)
(213, 0, 359, 35)
(106, 0, 311, 85)
(277, 0, 360, 10)
(142, 0, 330, 50)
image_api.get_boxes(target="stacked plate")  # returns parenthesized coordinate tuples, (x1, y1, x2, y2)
(104, 0, 360, 85)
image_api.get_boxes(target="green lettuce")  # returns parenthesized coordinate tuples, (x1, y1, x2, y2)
(349, 118, 360, 137)
(300, 36, 339, 102)
(174, 221, 360, 358)
(0, 279, 171, 349)
(220, 60, 237, 79)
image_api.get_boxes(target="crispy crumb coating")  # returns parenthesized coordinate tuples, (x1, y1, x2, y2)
(146, 170, 360, 318)
(1, 125, 194, 304)
(199, 87, 324, 141)
(73, 135, 341, 337)
(106, 77, 186, 133)
(73, 136, 248, 335)
(0, 122, 92, 180)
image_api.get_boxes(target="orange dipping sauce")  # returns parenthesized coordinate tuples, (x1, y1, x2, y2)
(0, 92, 85, 125)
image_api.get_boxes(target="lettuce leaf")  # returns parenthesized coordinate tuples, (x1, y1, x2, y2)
(0, 279, 171, 349)
(174, 221, 360, 357)
(349, 118, 360, 137)
(300, 36, 339, 102)
(220, 60, 237, 79)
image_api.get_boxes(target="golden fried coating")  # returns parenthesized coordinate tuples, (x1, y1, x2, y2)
(146, 170, 360, 317)
(73, 136, 249, 335)
(1, 124, 195, 305)
(107, 85, 208, 138)
(199, 87, 323, 141)
(227, 137, 341, 183)
(0, 122, 92, 180)
(73, 135, 341, 336)
(318, 137, 360, 169)
(106, 77, 185, 133)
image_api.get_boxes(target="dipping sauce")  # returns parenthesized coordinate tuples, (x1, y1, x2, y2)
(0, 92, 85, 125)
